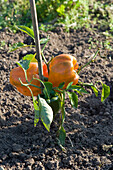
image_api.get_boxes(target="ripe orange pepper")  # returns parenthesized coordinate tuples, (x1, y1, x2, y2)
(48, 54, 79, 89)
(10, 62, 48, 96)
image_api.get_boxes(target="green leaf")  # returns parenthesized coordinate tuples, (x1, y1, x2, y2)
(48, 96, 61, 115)
(101, 84, 110, 102)
(79, 82, 93, 86)
(58, 82, 65, 89)
(69, 85, 89, 94)
(9, 38, 48, 52)
(66, 81, 73, 90)
(43, 82, 53, 98)
(58, 126, 66, 146)
(50, 96, 59, 102)
(91, 86, 98, 97)
(34, 100, 39, 127)
(9, 44, 35, 52)
(23, 54, 35, 61)
(17, 59, 30, 70)
(67, 92, 78, 108)
(40, 38, 50, 45)
(39, 97, 53, 131)
(9, 42, 25, 52)
(17, 25, 34, 39)
(56, 4, 65, 16)
(17, 54, 35, 70)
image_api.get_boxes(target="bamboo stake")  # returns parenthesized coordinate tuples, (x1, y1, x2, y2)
(29, 0, 44, 88)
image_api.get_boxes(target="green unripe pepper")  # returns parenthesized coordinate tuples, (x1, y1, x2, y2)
(47, 96, 61, 116)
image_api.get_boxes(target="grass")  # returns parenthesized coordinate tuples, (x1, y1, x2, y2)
(0, 0, 31, 32)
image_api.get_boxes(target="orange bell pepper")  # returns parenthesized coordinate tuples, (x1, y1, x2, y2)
(48, 54, 79, 89)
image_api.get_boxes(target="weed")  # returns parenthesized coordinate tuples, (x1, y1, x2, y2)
(0, 40, 6, 49)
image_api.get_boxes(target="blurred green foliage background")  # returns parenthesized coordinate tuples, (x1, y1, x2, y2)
(0, 0, 113, 33)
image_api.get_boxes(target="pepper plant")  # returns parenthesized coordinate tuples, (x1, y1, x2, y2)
(9, 0, 110, 147)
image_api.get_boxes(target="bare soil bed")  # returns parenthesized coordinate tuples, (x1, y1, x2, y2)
(0, 26, 113, 170)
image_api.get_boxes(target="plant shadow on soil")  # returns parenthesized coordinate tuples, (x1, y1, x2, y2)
(0, 86, 113, 169)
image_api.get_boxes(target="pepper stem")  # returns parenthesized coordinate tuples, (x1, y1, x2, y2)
(77, 49, 99, 74)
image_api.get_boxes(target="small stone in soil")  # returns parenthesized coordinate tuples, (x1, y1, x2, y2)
(104, 112, 110, 116)
(0, 166, 5, 170)
(12, 143, 22, 152)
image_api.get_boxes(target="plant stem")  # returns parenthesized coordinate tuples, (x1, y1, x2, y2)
(61, 92, 65, 126)
(78, 49, 99, 74)
(29, 0, 43, 92)
(19, 77, 41, 89)
(78, 81, 94, 87)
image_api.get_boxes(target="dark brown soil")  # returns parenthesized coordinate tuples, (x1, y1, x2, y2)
(0, 26, 113, 170)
